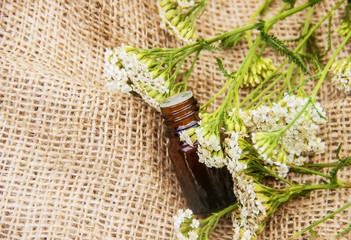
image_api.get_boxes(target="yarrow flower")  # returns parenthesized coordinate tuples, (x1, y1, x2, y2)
(331, 56, 351, 93)
(103, 45, 174, 111)
(241, 95, 327, 177)
(180, 112, 226, 168)
(230, 174, 274, 240)
(337, 3, 351, 38)
(158, 0, 208, 43)
(173, 209, 200, 240)
(241, 58, 276, 88)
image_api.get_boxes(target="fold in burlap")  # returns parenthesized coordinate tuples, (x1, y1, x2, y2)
(0, 0, 350, 239)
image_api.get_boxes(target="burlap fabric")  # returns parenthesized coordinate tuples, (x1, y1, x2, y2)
(0, 0, 350, 239)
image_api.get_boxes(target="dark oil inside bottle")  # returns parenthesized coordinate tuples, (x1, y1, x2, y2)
(160, 91, 236, 216)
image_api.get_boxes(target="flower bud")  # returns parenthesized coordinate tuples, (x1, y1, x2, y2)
(159, 0, 172, 7)
(227, 121, 235, 132)
(234, 122, 241, 133)
(180, 27, 189, 37)
(276, 149, 287, 164)
(170, 14, 181, 26)
(176, 20, 187, 32)
(185, 28, 195, 41)
(162, 2, 175, 12)
(165, 9, 177, 20)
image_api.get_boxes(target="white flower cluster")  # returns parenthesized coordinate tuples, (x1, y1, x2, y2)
(231, 176, 270, 240)
(223, 131, 245, 173)
(223, 131, 267, 239)
(173, 209, 200, 240)
(241, 95, 327, 177)
(331, 57, 351, 93)
(103, 45, 170, 111)
(180, 124, 226, 168)
(158, 0, 197, 43)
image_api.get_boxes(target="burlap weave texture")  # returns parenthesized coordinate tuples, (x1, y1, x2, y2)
(0, 0, 350, 239)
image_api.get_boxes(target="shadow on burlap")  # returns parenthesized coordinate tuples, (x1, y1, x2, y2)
(0, 0, 350, 239)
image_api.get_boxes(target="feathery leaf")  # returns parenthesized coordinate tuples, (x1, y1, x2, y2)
(260, 32, 310, 74)
(309, 0, 323, 6)
(329, 144, 351, 183)
(215, 57, 233, 79)
(197, 38, 220, 51)
(220, 32, 244, 49)
(321, 14, 333, 57)
(280, 0, 295, 8)
(336, 223, 351, 237)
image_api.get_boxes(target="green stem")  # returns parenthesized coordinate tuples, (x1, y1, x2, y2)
(246, 0, 272, 48)
(224, 36, 262, 108)
(183, 50, 201, 91)
(289, 65, 300, 92)
(240, 0, 344, 108)
(265, 167, 296, 186)
(287, 163, 332, 180)
(279, 98, 311, 136)
(290, 201, 351, 239)
(245, 73, 285, 110)
(203, 36, 262, 113)
(266, 1, 314, 29)
(311, 30, 351, 99)
(200, 79, 232, 111)
(303, 163, 339, 168)
(300, 7, 315, 54)
(276, 64, 295, 101)
(206, 23, 258, 44)
(240, 60, 289, 107)
(288, 73, 320, 95)
(199, 202, 239, 226)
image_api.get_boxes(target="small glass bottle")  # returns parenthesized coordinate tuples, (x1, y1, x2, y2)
(160, 91, 236, 216)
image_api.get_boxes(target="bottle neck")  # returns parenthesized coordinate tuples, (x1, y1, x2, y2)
(160, 92, 200, 137)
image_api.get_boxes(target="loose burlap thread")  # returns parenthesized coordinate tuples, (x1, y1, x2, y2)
(0, 0, 350, 239)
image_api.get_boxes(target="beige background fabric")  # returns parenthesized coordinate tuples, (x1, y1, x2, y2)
(0, 0, 350, 239)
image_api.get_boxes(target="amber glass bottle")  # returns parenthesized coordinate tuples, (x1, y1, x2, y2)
(160, 91, 236, 216)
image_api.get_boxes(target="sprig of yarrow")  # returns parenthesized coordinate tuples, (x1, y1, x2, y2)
(103, 41, 212, 111)
(242, 94, 327, 177)
(173, 145, 351, 240)
(331, 56, 351, 93)
(158, 0, 210, 43)
(175, 2, 351, 239)
(103, 1, 351, 239)
(105, 0, 333, 113)
(337, 2, 351, 37)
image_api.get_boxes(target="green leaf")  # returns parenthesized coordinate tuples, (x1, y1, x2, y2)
(215, 57, 233, 79)
(282, 35, 305, 43)
(321, 14, 333, 57)
(255, 20, 266, 32)
(329, 144, 351, 183)
(220, 32, 244, 49)
(259, 0, 274, 16)
(301, 54, 322, 73)
(305, 27, 326, 68)
(197, 38, 220, 51)
(311, 99, 328, 121)
(310, 229, 317, 239)
(336, 223, 351, 237)
(280, 0, 295, 8)
(260, 32, 310, 74)
(309, 0, 323, 6)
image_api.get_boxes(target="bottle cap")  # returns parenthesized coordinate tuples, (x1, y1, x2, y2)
(160, 91, 193, 108)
